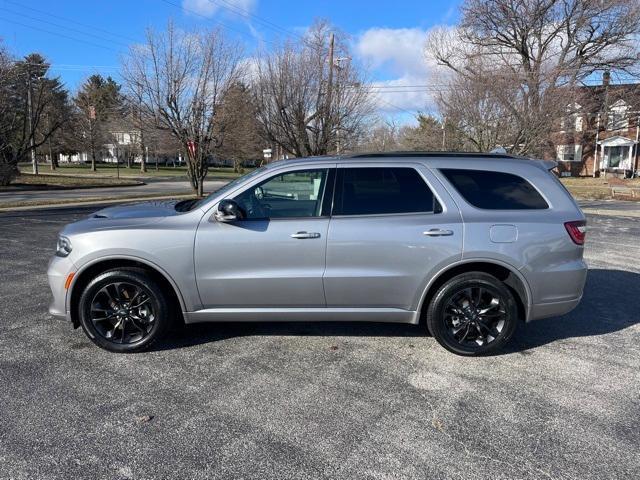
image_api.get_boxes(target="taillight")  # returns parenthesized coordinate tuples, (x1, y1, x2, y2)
(564, 220, 587, 245)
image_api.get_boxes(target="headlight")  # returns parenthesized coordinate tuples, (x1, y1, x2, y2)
(56, 235, 72, 257)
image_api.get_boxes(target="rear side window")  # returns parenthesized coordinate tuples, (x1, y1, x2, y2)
(334, 167, 437, 215)
(440, 169, 548, 210)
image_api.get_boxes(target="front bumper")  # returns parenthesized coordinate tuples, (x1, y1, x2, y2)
(47, 254, 75, 321)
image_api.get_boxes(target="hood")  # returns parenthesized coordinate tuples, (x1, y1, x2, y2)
(91, 200, 181, 220)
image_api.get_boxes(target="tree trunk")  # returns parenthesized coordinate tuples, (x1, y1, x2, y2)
(90, 148, 97, 172)
(141, 146, 147, 173)
(197, 178, 204, 197)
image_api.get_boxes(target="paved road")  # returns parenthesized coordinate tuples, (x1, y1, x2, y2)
(0, 203, 638, 479)
(0, 179, 227, 203)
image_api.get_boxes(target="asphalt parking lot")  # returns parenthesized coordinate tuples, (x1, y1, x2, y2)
(0, 204, 638, 480)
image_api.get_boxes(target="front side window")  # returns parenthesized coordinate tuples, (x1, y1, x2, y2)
(333, 167, 437, 216)
(440, 169, 549, 210)
(234, 169, 329, 219)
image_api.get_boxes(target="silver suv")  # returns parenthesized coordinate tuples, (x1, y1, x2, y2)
(48, 153, 587, 355)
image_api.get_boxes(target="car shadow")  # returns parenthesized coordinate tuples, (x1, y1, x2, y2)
(505, 268, 640, 353)
(152, 268, 639, 354)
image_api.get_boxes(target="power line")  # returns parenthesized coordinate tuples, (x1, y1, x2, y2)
(3, 0, 138, 43)
(204, 0, 302, 40)
(0, 16, 120, 52)
(159, 0, 280, 48)
(376, 97, 421, 116)
(0, 6, 130, 48)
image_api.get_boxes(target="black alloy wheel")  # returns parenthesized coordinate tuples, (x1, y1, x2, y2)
(78, 268, 171, 352)
(89, 282, 155, 344)
(426, 272, 519, 355)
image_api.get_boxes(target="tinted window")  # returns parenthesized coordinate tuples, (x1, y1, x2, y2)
(440, 169, 548, 210)
(234, 169, 328, 219)
(334, 167, 436, 215)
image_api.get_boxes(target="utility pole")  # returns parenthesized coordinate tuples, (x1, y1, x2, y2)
(633, 115, 640, 177)
(442, 116, 447, 151)
(323, 32, 335, 153)
(26, 68, 38, 175)
(46, 114, 55, 171)
(593, 113, 601, 178)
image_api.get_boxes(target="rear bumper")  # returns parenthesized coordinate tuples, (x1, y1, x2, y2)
(523, 259, 587, 321)
(528, 296, 582, 321)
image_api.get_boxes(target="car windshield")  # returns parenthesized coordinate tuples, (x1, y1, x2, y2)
(177, 166, 268, 212)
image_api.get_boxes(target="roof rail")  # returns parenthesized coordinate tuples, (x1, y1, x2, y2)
(343, 151, 515, 159)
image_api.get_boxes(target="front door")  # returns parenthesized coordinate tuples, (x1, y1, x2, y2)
(323, 164, 463, 311)
(194, 166, 334, 308)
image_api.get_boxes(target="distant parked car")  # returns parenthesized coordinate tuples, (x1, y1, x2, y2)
(48, 152, 587, 355)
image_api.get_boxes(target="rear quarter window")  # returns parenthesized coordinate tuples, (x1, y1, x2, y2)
(440, 168, 548, 210)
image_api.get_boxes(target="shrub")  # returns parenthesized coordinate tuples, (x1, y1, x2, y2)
(0, 162, 18, 186)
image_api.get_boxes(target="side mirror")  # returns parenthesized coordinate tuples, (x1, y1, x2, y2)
(214, 199, 246, 222)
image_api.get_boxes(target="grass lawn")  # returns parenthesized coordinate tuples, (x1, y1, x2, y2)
(4, 172, 142, 189)
(560, 176, 640, 200)
(17, 163, 251, 180)
(0, 192, 195, 210)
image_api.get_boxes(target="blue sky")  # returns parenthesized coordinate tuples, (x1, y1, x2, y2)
(0, 0, 462, 121)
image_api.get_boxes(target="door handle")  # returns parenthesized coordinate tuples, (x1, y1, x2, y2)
(291, 231, 321, 239)
(423, 228, 454, 237)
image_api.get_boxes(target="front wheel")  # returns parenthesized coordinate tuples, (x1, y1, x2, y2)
(78, 268, 171, 353)
(426, 272, 519, 356)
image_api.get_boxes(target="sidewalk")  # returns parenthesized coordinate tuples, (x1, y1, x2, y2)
(579, 200, 640, 218)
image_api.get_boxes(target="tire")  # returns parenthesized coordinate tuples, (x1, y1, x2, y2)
(78, 268, 172, 353)
(426, 272, 519, 356)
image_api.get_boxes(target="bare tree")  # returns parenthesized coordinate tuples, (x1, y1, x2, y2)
(426, 0, 640, 156)
(253, 20, 373, 158)
(435, 72, 517, 152)
(356, 117, 401, 152)
(0, 52, 70, 184)
(398, 114, 460, 151)
(121, 21, 243, 196)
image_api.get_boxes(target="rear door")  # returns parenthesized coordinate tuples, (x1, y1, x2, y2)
(323, 163, 463, 311)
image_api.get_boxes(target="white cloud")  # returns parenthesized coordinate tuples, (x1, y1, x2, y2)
(354, 27, 447, 117)
(356, 27, 430, 76)
(182, 0, 256, 18)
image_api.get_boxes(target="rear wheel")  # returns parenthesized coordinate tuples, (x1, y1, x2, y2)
(426, 272, 518, 356)
(78, 268, 171, 353)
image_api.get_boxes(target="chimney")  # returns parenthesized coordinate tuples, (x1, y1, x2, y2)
(602, 70, 611, 87)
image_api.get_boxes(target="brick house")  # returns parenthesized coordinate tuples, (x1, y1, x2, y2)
(552, 73, 640, 177)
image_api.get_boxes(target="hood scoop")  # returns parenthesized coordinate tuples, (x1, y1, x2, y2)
(90, 200, 181, 220)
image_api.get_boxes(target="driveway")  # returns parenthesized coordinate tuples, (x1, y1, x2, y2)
(0, 203, 638, 479)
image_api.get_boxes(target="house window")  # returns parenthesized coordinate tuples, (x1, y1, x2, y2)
(607, 100, 629, 130)
(556, 144, 582, 162)
(560, 103, 583, 132)
(605, 146, 630, 168)
(575, 115, 583, 132)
